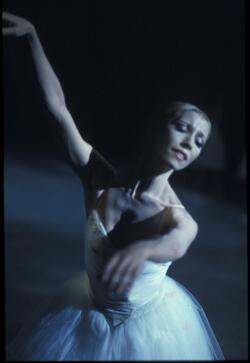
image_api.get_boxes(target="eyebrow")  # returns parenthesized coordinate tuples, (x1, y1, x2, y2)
(178, 119, 207, 139)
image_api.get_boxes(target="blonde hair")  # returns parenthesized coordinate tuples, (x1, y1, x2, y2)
(141, 101, 211, 154)
(162, 101, 211, 125)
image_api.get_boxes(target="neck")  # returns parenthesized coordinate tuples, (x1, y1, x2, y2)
(125, 150, 174, 198)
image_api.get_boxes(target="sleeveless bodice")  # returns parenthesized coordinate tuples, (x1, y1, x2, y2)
(84, 210, 172, 326)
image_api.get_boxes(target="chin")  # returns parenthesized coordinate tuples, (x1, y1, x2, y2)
(167, 158, 191, 171)
(162, 155, 184, 170)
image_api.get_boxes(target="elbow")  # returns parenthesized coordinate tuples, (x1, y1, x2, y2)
(156, 220, 199, 262)
(176, 222, 198, 259)
(172, 224, 198, 260)
(191, 220, 199, 241)
(166, 243, 187, 261)
(173, 245, 188, 260)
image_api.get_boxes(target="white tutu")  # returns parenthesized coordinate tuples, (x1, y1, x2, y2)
(7, 210, 225, 360)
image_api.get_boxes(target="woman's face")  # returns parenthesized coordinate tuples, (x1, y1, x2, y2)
(154, 110, 211, 170)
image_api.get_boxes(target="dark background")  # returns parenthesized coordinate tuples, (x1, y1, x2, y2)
(3, 0, 247, 360)
(4, 0, 246, 199)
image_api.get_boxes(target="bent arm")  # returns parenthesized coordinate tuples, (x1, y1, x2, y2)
(144, 208, 198, 263)
(101, 208, 198, 293)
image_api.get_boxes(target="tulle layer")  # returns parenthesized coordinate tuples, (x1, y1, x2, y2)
(6, 273, 224, 361)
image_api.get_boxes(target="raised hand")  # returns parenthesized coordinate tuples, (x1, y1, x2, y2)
(2, 11, 34, 37)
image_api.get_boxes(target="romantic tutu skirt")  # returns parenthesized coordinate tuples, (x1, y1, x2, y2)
(6, 271, 225, 361)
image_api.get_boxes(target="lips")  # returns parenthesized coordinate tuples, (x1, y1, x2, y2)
(171, 148, 188, 161)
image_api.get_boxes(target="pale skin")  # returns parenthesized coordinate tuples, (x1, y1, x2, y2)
(3, 12, 211, 294)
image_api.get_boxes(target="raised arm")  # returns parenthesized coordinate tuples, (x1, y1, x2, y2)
(3, 12, 116, 210)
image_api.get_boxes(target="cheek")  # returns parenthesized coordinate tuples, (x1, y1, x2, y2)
(155, 129, 182, 154)
(189, 149, 202, 163)
(162, 129, 178, 147)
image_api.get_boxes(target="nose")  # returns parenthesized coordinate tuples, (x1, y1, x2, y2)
(180, 138, 192, 150)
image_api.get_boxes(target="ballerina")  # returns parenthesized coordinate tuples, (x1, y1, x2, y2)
(3, 11, 225, 360)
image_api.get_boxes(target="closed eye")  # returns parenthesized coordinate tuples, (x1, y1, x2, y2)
(174, 121, 188, 132)
(195, 137, 205, 148)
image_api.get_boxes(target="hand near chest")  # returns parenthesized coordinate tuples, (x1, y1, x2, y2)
(99, 204, 171, 293)
(102, 240, 151, 294)
(100, 205, 196, 294)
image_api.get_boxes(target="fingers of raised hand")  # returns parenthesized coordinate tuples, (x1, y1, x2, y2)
(2, 13, 15, 36)
(3, 12, 24, 23)
(2, 28, 14, 36)
(2, 12, 33, 37)
(2, 26, 22, 37)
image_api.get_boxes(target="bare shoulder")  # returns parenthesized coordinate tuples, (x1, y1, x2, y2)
(161, 207, 198, 252)
(163, 185, 198, 231)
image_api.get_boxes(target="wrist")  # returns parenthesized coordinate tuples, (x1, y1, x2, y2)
(26, 25, 37, 40)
